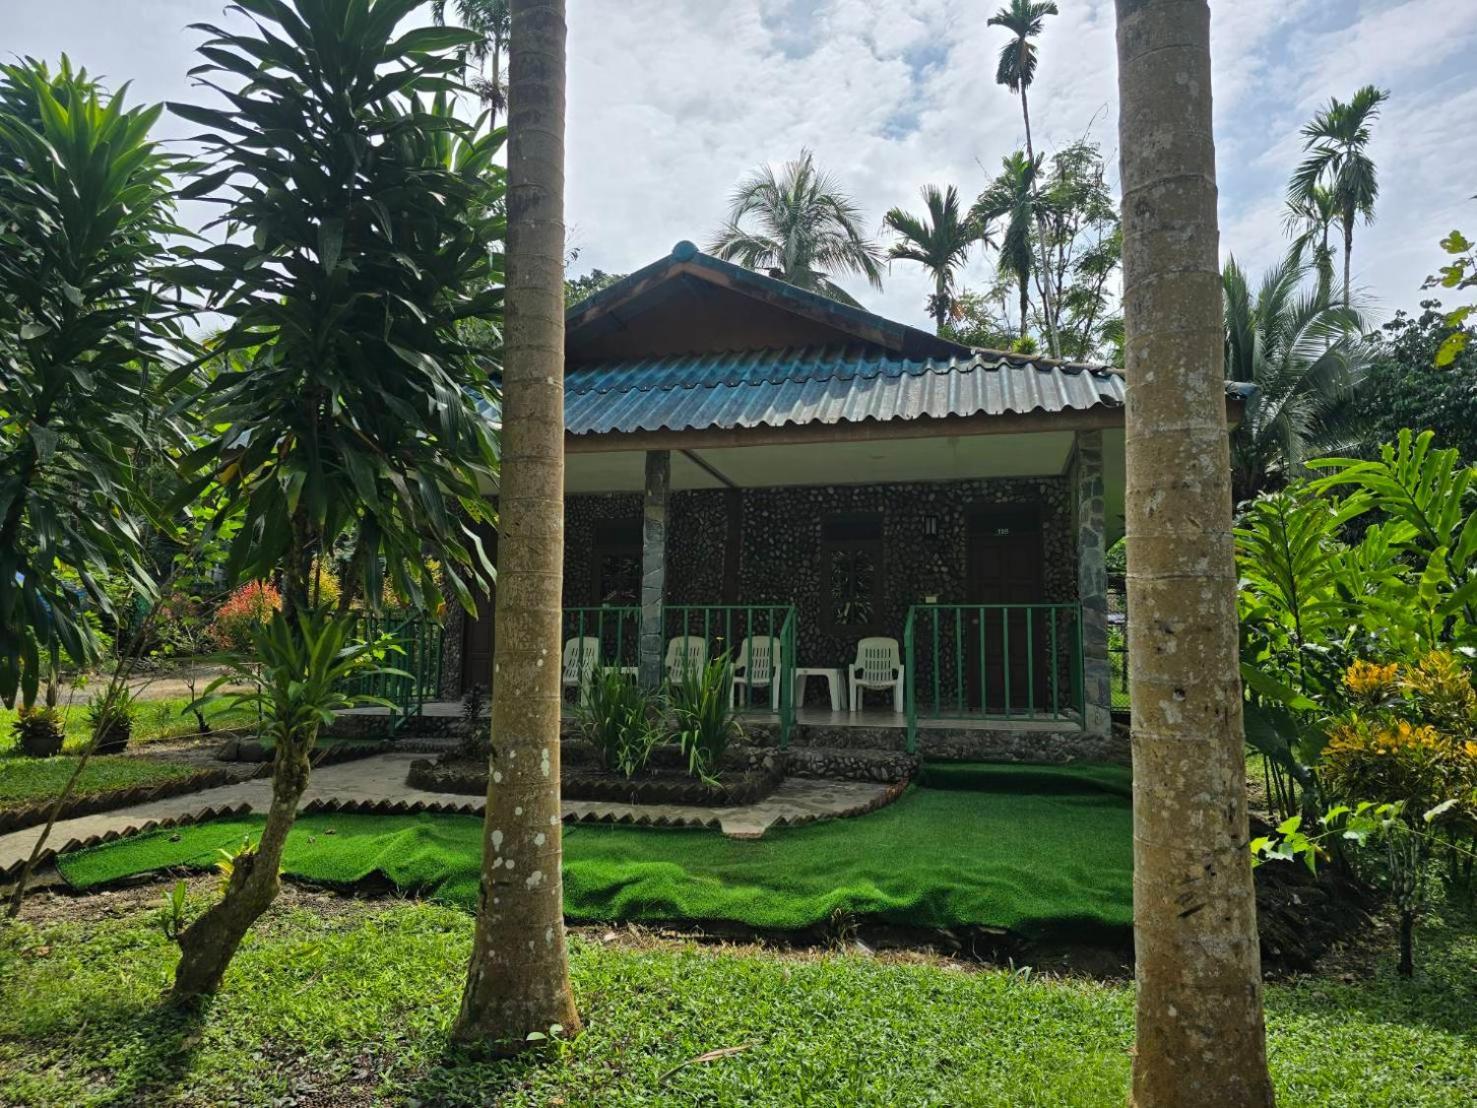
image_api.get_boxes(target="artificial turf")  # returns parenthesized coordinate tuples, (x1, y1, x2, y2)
(57, 766, 1135, 936)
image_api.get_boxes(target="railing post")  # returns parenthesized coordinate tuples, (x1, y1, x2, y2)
(904, 607, 917, 754)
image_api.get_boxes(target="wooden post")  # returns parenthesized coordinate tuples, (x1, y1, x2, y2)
(639, 450, 670, 687)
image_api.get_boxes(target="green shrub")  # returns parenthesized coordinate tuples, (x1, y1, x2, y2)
(86, 687, 139, 754)
(11, 706, 64, 758)
(576, 670, 660, 778)
(667, 654, 741, 781)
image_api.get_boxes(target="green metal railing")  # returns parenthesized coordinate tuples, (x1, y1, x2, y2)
(563, 605, 641, 678)
(904, 602, 1084, 752)
(341, 610, 444, 733)
(663, 604, 799, 746)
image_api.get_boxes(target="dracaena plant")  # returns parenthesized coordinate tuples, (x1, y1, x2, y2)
(159, 0, 504, 1002)
(0, 56, 191, 709)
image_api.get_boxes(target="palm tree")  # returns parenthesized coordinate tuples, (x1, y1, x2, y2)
(1283, 183, 1339, 301)
(709, 149, 884, 306)
(971, 152, 1043, 340)
(884, 185, 981, 333)
(433, 0, 511, 123)
(986, 0, 1058, 162)
(1115, 0, 1275, 1102)
(986, 0, 1061, 356)
(1225, 252, 1372, 504)
(453, 0, 582, 1050)
(1289, 85, 1390, 308)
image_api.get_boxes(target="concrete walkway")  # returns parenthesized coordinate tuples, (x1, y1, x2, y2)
(0, 754, 897, 874)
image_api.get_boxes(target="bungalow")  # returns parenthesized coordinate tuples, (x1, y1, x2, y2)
(437, 241, 1245, 762)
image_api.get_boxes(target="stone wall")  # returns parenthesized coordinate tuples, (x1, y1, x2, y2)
(445, 474, 1078, 695)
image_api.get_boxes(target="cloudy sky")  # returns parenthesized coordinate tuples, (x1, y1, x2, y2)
(8, 0, 1476, 332)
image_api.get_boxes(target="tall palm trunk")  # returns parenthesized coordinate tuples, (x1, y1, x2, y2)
(1114, 1, 1274, 1104)
(453, 0, 580, 1051)
(1341, 209, 1354, 309)
(1019, 83, 1062, 358)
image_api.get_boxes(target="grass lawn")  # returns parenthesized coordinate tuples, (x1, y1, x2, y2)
(0, 757, 206, 811)
(0, 696, 258, 756)
(1, 890, 1473, 1107)
(57, 767, 1136, 936)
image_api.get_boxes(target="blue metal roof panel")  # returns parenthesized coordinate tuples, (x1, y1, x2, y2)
(562, 346, 1125, 436)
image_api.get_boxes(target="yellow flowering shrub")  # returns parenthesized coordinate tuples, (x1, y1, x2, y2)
(1343, 660, 1399, 701)
(1324, 654, 1477, 831)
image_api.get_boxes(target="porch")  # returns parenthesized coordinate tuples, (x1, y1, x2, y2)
(443, 422, 1121, 756)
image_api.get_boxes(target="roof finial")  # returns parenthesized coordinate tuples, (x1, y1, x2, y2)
(671, 240, 698, 260)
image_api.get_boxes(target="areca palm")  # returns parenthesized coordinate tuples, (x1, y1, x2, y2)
(709, 149, 883, 306)
(986, 0, 1058, 163)
(433, 0, 510, 120)
(1283, 183, 1339, 301)
(1224, 252, 1373, 504)
(971, 152, 1044, 339)
(986, 0, 1060, 356)
(884, 185, 981, 333)
(1289, 85, 1389, 307)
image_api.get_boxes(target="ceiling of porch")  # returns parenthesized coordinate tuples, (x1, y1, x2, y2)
(565, 428, 1127, 543)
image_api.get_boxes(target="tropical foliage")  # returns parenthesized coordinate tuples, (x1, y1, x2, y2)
(1357, 301, 1477, 465)
(1289, 85, 1390, 307)
(432, 0, 510, 117)
(0, 58, 188, 708)
(971, 152, 1042, 340)
(1239, 431, 1477, 971)
(1426, 227, 1476, 368)
(158, 0, 504, 1002)
(1223, 252, 1372, 503)
(709, 149, 883, 306)
(884, 185, 979, 332)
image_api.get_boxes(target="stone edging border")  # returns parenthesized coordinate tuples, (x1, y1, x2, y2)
(0, 767, 242, 836)
(0, 801, 256, 884)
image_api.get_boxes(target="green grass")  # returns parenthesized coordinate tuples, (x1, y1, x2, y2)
(57, 769, 1135, 936)
(0, 696, 258, 756)
(1, 897, 1474, 1106)
(0, 757, 205, 811)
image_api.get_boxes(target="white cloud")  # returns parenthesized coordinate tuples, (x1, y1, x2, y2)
(7, 0, 1474, 332)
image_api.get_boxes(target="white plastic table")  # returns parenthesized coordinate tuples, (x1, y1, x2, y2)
(795, 666, 845, 712)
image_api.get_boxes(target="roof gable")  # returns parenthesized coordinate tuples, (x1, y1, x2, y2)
(565, 241, 970, 364)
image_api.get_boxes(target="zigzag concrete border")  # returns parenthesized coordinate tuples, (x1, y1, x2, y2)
(0, 767, 244, 836)
(0, 801, 256, 884)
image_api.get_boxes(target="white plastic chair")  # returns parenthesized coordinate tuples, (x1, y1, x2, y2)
(731, 635, 781, 710)
(849, 636, 905, 713)
(665, 635, 708, 687)
(561, 636, 601, 695)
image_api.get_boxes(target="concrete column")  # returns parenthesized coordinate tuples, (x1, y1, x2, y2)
(1074, 430, 1112, 736)
(638, 450, 670, 688)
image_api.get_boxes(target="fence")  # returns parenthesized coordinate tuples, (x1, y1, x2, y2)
(341, 609, 444, 732)
(904, 602, 1085, 752)
(563, 603, 799, 746)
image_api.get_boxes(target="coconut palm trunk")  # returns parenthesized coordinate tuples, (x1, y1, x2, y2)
(453, 0, 580, 1050)
(1114, 1, 1275, 1104)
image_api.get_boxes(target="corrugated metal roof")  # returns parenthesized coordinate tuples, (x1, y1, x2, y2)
(562, 345, 1125, 436)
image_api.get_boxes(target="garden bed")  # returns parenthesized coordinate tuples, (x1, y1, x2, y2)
(216, 735, 389, 766)
(0, 758, 232, 834)
(408, 739, 787, 807)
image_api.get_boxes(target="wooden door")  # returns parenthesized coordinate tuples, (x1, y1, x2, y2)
(966, 509, 1047, 715)
(461, 523, 498, 695)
